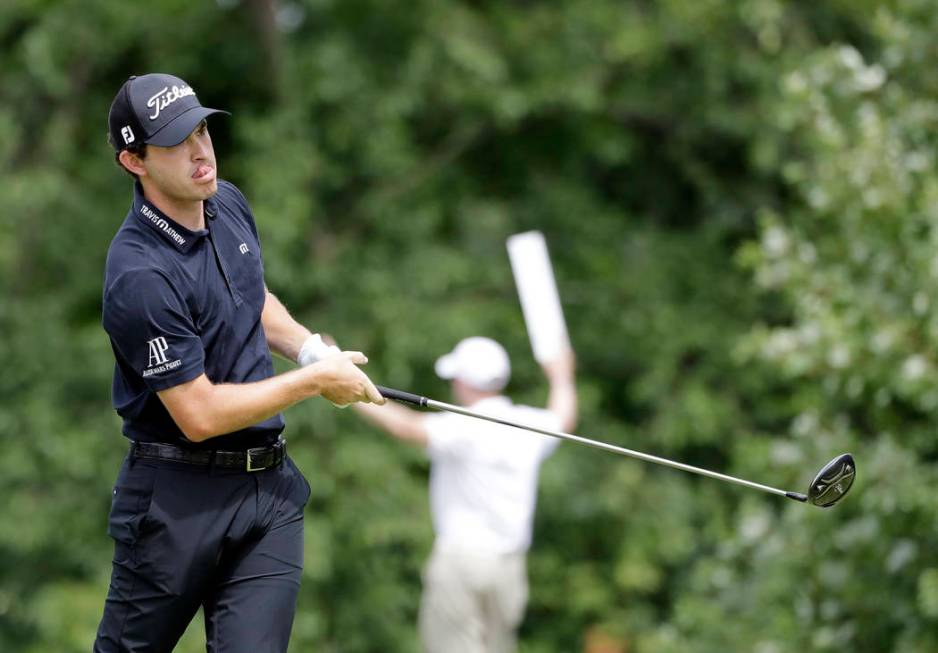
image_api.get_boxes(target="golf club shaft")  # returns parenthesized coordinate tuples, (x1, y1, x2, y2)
(376, 386, 808, 503)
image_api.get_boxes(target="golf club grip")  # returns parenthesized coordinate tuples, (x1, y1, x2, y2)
(376, 385, 428, 407)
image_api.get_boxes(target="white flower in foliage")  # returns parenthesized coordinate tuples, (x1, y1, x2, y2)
(855, 65, 886, 92)
(828, 344, 851, 369)
(901, 355, 928, 382)
(763, 226, 790, 257)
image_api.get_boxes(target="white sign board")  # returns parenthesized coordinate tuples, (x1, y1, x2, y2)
(507, 231, 570, 363)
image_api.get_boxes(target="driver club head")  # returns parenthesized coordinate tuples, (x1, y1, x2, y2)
(807, 453, 856, 507)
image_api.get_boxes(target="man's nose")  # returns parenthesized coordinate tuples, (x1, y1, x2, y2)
(189, 136, 209, 159)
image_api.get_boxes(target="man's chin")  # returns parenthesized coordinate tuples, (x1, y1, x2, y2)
(196, 180, 218, 199)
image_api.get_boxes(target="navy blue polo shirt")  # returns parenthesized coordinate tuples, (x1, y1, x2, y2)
(102, 180, 284, 449)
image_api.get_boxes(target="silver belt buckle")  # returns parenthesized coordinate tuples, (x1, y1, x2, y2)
(246, 446, 267, 472)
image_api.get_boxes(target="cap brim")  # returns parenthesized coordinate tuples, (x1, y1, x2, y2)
(146, 106, 229, 147)
(434, 353, 458, 380)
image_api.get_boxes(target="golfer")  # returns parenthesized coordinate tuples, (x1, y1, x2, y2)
(94, 73, 384, 652)
(354, 336, 577, 653)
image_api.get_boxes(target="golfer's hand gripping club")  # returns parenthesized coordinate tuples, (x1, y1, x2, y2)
(313, 353, 385, 407)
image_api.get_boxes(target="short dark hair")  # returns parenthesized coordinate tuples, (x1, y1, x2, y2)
(108, 132, 147, 179)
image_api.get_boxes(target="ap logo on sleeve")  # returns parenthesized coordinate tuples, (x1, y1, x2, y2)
(143, 336, 182, 377)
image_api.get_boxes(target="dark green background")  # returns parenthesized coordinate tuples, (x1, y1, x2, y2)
(2, 1, 937, 650)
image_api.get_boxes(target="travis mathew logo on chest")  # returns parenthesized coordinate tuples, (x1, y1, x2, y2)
(140, 203, 186, 246)
(142, 336, 183, 377)
(147, 84, 196, 121)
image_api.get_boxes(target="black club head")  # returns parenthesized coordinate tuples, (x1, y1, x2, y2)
(807, 453, 856, 508)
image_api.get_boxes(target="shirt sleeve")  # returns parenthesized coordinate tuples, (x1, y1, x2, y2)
(102, 267, 205, 392)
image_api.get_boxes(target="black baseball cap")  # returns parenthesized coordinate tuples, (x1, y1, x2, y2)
(108, 73, 229, 152)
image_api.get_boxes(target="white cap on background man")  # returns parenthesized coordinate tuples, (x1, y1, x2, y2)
(434, 337, 511, 392)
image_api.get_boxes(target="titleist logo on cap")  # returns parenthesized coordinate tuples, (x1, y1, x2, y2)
(147, 85, 196, 121)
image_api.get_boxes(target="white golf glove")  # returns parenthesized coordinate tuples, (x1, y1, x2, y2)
(297, 334, 348, 408)
(297, 334, 341, 367)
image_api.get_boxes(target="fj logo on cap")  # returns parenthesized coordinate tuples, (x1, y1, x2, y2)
(121, 126, 135, 144)
(147, 84, 196, 121)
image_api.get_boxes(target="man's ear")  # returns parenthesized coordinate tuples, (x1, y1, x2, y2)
(118, 149, 147, 177)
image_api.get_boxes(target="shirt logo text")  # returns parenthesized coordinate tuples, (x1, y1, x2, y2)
(142, 336, 183, 377)
(147, 337, 170, 366)
(140, 203, 187, 246)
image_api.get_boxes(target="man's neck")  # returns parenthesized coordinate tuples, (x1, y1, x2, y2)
(454, 382, 501, 407)
(140, 183, 204, 231)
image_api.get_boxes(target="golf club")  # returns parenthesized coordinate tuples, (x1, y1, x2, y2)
(375, 385, 856, 508)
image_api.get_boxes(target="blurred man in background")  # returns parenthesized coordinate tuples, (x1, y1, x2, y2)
(354, 336, 577, 653)
(95, 72, 383, 652)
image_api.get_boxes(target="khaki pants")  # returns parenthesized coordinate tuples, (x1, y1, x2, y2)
(419, 546, 528, 653)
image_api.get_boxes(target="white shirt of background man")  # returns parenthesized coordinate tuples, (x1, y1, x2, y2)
(423, 396, 560, 555)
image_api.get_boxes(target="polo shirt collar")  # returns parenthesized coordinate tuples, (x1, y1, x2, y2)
(133, 181, 209, 253)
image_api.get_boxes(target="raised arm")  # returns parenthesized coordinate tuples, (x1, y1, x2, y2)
(542, 346, 577, 432)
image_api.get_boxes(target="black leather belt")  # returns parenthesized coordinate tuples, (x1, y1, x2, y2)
(131, 438, 286, 472)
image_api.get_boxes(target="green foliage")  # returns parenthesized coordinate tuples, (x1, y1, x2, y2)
(2, 0, 937, 650)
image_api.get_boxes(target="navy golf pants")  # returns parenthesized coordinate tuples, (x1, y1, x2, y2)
(93, 452, 311, 652)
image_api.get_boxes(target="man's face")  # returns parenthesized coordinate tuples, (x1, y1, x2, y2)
(140, 121, 218, 202)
